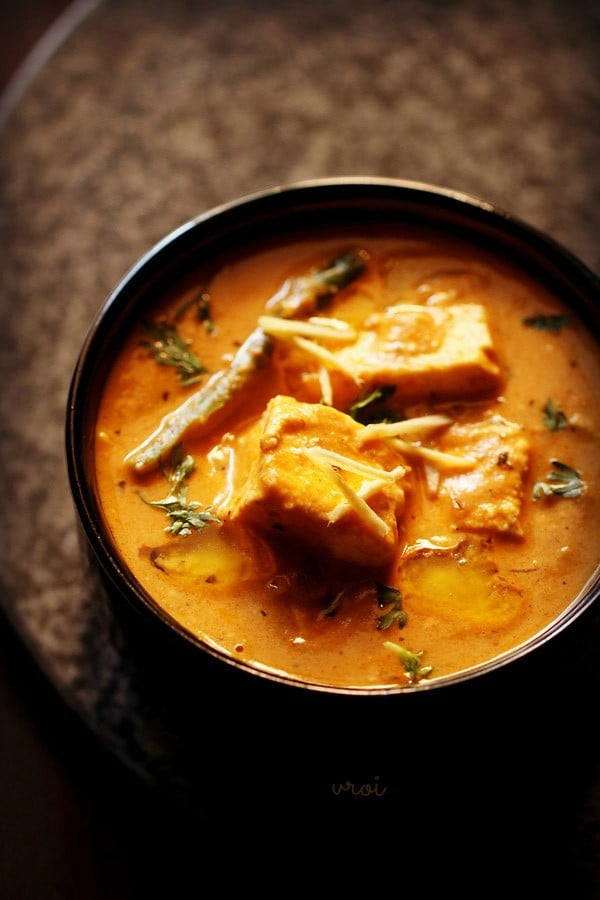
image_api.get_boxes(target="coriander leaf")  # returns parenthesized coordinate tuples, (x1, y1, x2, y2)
(142, 444, 220, 536)
(542, 397, 568, 432)
(160, 443, 195, 492)
(141, 320, 207, 386)
(377, 607, 408, 630)
(175, 284, 216, 334)
(376, 584, 402, 607)
(533, 459, 585, 500)
(383, 640, 432, 682)
(348, 386, 399, 425)
(145, 496, 220, 536)
(523, 313, 572, 332)
(375, 584, 407, 630)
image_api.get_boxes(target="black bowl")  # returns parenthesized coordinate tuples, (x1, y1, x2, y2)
(66, 178, 600, 801)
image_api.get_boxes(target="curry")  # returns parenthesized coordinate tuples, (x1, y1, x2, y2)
(94, 228, 600, 688)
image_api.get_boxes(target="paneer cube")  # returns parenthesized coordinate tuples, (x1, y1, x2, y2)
(333, 303, 502, 402)
(228, 395, 408, 566)
(438, 415, 529, 535)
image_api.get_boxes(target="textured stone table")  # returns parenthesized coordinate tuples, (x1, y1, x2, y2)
(1, 0, 599, 882)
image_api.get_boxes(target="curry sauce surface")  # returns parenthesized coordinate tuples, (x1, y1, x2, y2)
(94, 230, 600, 687)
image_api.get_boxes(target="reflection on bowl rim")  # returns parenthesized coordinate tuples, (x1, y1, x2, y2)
(65, 176, 600, 698)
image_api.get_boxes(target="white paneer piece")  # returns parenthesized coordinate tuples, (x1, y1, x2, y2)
(333, 303, 502, 402)
(438, 415, 530, 536)
(228, 395, 408, 566)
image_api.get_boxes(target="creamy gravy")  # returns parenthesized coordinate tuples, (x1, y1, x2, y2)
(94, 229, 600, 688)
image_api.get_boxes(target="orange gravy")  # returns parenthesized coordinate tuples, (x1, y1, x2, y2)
(94, 229, 600, 688)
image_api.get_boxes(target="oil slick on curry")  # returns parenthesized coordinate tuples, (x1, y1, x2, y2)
(94, 229, 600, 688)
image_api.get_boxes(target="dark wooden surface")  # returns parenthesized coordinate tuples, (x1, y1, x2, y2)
(0, 0, 72, 90)
(0, 5, 229, 896)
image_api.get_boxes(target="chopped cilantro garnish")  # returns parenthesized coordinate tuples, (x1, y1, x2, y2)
(175, 283, 216, 334)
(542, 397, 568, 432)
(523, 313, 572, 332)
(384, 640, 432, 682)
(376, 584, 407, 630)
(141, 320, 207, 386)
(533, 459, 584, 500)
(348, 386, 399, 425)
(142, 444, 220, 536)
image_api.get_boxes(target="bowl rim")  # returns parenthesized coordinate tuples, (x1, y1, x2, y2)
(65, 175, 600, 697)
